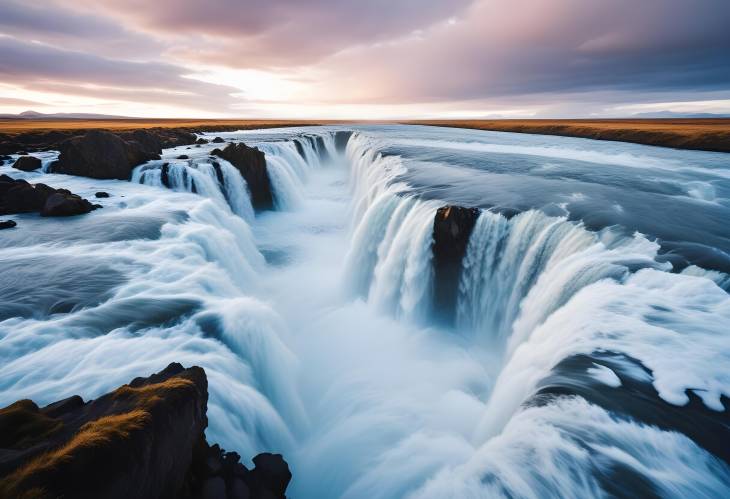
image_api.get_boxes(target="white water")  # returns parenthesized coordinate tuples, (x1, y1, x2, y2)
(1, 127, 729, 498)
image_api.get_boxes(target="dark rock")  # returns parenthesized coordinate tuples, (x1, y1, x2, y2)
(249, 454, 291, 499)
(95, 191, 110, 198)
(12, 156, 42, 172)
(211, 137, 225, 143)
(212, 143, 273, 210)
(202, 477, 227, 499)
(0, 363, 292, 499)
(178, 154, 190, 159)
(51, 129, 197, 180)
(52, 130, 155, 180)
(230, 478, 251, 499)
(0, 363, 209, 499)
(40, 192, 98, 217)
(0, 175, 99, 217)
(432, 206, 480, 325)
(334, 131, 353, 152)
(0, 220, 17, 230)
(196, 138, 209, 144)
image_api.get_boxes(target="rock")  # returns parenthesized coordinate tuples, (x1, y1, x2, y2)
(95, 191, 110, 198)
(178, 154, 190, 159)
(0, 220, 16, 230)
(212, 143, 273, 210)
(51, 130, 154, 180)
(40, 192, 98, 217)
(51, 129, 197, 180)
(249, 453, 292, 499)
(0, 364, 293, 499)
(202, 477, 227, 499)
(230, 478, 251, 499)
(12, 155, 41, 172)
(432, 206, 480, 324)
(0, 174, 100, 217)
(334, 131, 352, 152)
(196, 138, 209, 145)
(0, 363, 209, 499)
(211, 137, 225, 143)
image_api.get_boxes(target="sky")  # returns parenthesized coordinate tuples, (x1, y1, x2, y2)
(0, 0, 729, 119)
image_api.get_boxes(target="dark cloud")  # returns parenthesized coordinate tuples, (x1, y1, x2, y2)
(313, 0, 730, 104)
(0, 0, 162, 58)
(64, 0, 474, 67)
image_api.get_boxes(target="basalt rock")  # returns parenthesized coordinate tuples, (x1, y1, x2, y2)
(51, 129, 197, 180)
(0, 220, 16, 230)
(95, 191, 110, 198)
(432, 205, 480, 324)
(0, 174, 99, 217)
(51, 130, 155, 180)
(0, 363, 291, 499)
(212, 143, 273, 210)
(12, 155, 42, 172)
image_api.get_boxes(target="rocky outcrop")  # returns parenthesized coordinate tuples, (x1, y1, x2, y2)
(50, 129, 197, 180)
(334, 131, 352, 152)
(0, 363, 292, 499)
(0, 174, 100, 217)
(212, 143, 273, 210)
(12, 156, 41, 172)
(51, 130, 157, 180)
(432, 205, 480, 324)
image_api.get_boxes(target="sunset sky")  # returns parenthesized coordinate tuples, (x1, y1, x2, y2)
(1, 0, 729, 118)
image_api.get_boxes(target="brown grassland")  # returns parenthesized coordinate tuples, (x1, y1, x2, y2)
(0, 118, 729, 152)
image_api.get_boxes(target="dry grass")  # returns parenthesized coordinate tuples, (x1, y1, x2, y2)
(112, 377, 197, 408)
(403, 119, 730, 152)
(0, 118, 343, 135)
(0, 410, 150, 499)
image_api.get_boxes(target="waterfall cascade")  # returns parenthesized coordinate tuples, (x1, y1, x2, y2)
(2, 126, 729, 499)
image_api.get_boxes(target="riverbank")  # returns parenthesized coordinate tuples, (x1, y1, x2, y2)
(403, 119, 730, 153)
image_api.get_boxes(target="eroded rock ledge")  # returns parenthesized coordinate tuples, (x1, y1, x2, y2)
(0, 363, 292, 499)
(212, 143, 273, 210)
(432, 205, 480, 324)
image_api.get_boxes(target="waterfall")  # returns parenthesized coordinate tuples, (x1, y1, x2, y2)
(132, 130, 344, 216)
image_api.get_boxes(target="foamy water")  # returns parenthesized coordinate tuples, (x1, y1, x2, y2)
(1, 125, 729, 498)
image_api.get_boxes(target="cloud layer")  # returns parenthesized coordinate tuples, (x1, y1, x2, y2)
(0, 0, 728, 117)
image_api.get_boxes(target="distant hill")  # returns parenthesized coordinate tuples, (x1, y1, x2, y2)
(632, 111, 730, 119)
(0, 110, 135, 120)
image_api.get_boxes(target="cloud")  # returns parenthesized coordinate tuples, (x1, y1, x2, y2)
(0, 0, 729, 117)
(0, 36, 241, 113)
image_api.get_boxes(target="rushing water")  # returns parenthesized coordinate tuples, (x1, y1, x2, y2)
(1, 125, 729, 498)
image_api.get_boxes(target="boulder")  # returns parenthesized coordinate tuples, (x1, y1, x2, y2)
(0, 363, 293, 499)
(212, 143, 273, 210)
(432, 206, 480, 324)
(196, 138, 209, 145)
(211, 137, 225, 143)
(0, 220, 16, 230)
(0, 174, 100, 217)
(51, 130, 154, 180)
(12, 155, 42, 172)
(95, 191, 110, 198)
(40, 192, 99, 217)
(178, 155, 190, 160)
